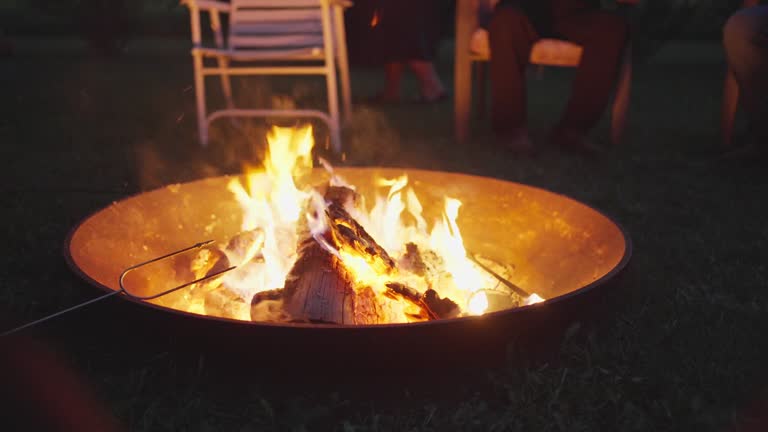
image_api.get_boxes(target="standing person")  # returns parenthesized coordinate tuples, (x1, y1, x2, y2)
(366, 0, 448, 104)
(486, 0, 631, 154)
(723, 4, 768, 159)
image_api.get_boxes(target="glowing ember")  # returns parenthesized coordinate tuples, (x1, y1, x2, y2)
(172, 125, 544, 323)
(525, 293, 545, 305)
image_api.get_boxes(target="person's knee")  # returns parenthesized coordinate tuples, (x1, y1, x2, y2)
(580, 14, 629, 53)
(724, 8, 765, 53)
(599, 14, 630, 47)
(489, 5, 536, 55)
(489, 6, 530, 33)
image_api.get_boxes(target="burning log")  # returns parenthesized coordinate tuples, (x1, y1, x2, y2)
(385, 282, 460, 320)
(397, 242, 443, 285)
(204, 288, 249, 320)
(252, 186, 392, 324)
(398, 242, 428, 276)
(353, 286, 384, 325)
(166, 229, 264, 316)
(326, 200, 396, 274)
(181, 228, 265, 284)
(280, 232, 357, 324)
(422, 289, 461, 319)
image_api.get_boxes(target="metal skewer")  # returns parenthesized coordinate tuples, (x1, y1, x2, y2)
(1, 240, 236, 337)
(118, 240, 236, 300)
(467, 253, 530, 298)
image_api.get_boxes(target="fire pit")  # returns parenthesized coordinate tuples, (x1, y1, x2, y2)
(65, 127, 630, 368)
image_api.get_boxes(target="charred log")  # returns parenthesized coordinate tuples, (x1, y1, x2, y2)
(398, 242, 428, 276)
(396, 242, 443, 287)
(326, 202, 395, 275)
(251, 288, 284, 304)
(422, 289, 460, 319)
(324, 185, 363, 212)
(353, 286, 385, 325)
(262, 186, 390, 324)
(179, 228, 265, 284)
(385, 283, 460, 320)
(281, 234, 357, 324)
(204, 287, 249, 319)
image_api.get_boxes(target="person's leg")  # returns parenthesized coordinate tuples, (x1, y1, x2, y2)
(405, 0, 446, 102)
(376, 61, 405, 102)
(407, 60, 446, 101)
(488, 6, 539, 151)
(724, 6, 768, 146)
(550, 10, 629, 151)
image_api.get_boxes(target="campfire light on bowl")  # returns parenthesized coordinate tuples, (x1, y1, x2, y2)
(66, 125, 630, 336)
(140, 125, 543, 325)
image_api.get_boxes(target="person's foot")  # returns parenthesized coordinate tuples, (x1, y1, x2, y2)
(496, 128, 535, 156)
(550, 128, 601, 156)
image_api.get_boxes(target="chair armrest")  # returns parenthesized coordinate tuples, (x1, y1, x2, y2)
(329, 0, 353, 8)
(181, 0, 231, 13)
(182, 0, 229, 48)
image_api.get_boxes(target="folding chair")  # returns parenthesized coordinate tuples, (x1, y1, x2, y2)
(454, 0, 634, 146)
(182, 0, 352, 153)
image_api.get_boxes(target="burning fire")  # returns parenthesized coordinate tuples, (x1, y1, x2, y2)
(169, 125, 543, 323)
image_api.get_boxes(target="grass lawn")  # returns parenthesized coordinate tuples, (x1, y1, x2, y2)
(1, 37, 767, 431)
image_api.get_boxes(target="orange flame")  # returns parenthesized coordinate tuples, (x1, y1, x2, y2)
(178, 125, 544, 322)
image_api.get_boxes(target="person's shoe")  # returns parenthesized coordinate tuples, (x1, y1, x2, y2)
(496, 128, 536, 156)
(550, 128, 601, 156)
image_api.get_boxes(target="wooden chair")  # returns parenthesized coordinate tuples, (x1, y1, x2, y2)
(182, 0, 352, 153)
(454, 0, 634, 145)
(721, 0, 760, 147)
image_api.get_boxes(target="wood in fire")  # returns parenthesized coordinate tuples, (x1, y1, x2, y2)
(385, 282, 460, 320)
(252, 186, 393, 324)
(171, 229, 264, 319)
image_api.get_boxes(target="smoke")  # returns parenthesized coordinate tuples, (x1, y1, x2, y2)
(133, 76, 403, 191)
(340, 106, 401, 165)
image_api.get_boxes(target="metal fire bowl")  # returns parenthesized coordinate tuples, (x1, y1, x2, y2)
(65, 168, 631, 369)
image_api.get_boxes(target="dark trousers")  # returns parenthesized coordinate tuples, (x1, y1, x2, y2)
(488, 6, 629, 134)
(723, 6, 768, 140)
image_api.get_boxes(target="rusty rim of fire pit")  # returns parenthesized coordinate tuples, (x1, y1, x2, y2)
(63, 169, 633, 329)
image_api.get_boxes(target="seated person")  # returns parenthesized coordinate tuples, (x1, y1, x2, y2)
(723, 4, 768, 158)
(365, 0, 447, 104)
(484, 0, 631, 154)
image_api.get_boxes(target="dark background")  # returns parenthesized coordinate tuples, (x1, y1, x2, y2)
(1, 1, 767, 431)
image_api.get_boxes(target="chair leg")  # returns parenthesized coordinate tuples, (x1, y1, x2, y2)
(337, 56, 352, 123)
(721, 68, 739, 147)
(325, 66, 342, 154)
(218, 57, 235, 109)
(454, 57, 474, 144)
(333, 6, 352, 122)
(475, 62, 487, 119)
(454, 0, 477, 144)
(193, 52, 209, 147)
(610, 44, 632, 146)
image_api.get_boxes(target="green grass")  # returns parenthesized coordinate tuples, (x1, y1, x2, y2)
(1, 38, 767, 431)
